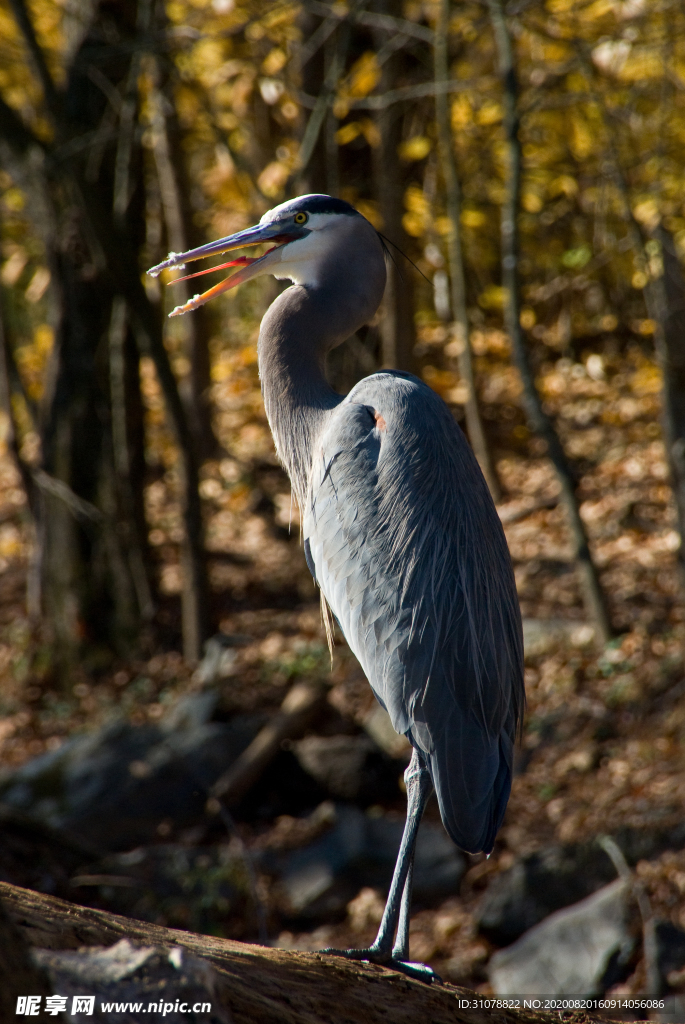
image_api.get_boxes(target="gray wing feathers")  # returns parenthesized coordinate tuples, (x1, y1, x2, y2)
(303, 372, 524, 854)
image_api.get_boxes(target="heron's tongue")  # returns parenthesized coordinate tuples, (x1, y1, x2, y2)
(169, 256, 257, 284)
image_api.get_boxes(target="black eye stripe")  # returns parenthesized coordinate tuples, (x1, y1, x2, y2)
(289, 196, 358, 217)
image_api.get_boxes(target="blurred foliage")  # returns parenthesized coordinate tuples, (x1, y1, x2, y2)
(0, 0, 681, 475)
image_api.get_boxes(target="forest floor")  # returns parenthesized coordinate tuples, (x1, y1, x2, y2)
(0, 324, 684, 998)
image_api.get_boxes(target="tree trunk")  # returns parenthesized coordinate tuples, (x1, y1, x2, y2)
(373, 0, 415, 374)
(293, 7, 326, 195)
(0, 292, 34, 508)
(0, 881, 608, 1024)
(324, 28, 341, 199)
(295, 14, 377, 393)
(654, 229, 685, 591)
(486, 0, 614, 645)
(39, 233, 133, 670)
(434, 0, 500, 501)
(1, 0, 211, 666)
(567, 48, 685, 603)
(109, 297, 155, 626)
(0, 285, 42, 620)
(148, 56, 218, 462)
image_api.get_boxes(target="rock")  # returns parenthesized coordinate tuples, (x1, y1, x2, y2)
(195, 634, 248, 686)
(66, 802, 465, 932)
(613, 823, 685, 864)
(489, 878, 635, 997)
(657, 921, 685, 987)
(362, 705, 412, 759)
(33, 939, 231, 1022)
(161, 691, 221, 732)
(235, 748, 330, 821)
(477, 842, 617, 945)
(269, 804, 465, 920)
(0, 802, 99, 899)
(364, 812, 466, 897)
(276, 805, 367, 915)
(293, 734, 407, 803)
(0, 704, 265, 850)
(478, 831, 685, 947)
(70, 842, 257, 939)
(36, 938, 158, 985)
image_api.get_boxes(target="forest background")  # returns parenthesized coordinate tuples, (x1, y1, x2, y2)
(0, 0, 685, 998)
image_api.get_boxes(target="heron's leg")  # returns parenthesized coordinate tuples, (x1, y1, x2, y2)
(321, 748, 438, 983)
(391, 857, 414, 961)
(369, 748, 431, 953)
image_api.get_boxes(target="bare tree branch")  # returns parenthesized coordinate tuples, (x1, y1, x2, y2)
(210, 680, 327, 807)
(598, 836, 659, 997)
(31, 470, 104, 525)
(85, 188, 211, 660)
(294, 17, 351, 179)
(290, 12, 339, 73)
(372, 0, 416, 375)
(302, 0, 435, 42)
(297, 75, 494, 111)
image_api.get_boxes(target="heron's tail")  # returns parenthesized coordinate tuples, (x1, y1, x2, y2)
(419, 706, 514, 855)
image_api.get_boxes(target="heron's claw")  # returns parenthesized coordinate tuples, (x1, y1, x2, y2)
(320, 947, 440, 985)
(388, 959, 441, 983)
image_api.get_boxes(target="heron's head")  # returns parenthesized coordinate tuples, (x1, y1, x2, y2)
(147, 194, 385, 318)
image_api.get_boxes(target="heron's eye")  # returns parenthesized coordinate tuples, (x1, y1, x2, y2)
(294, 212, 308, 225)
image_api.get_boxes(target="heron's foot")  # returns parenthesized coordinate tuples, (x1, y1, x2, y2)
(320, 947, 440, 984)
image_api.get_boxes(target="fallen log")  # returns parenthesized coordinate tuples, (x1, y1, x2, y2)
(0, 880, 616, 1024)
(0, 899, 53, 1019)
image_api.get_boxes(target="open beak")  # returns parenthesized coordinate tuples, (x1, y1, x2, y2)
(146, 221, 304, 317)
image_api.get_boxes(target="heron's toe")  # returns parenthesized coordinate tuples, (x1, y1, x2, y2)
(319, 948, 439, 984)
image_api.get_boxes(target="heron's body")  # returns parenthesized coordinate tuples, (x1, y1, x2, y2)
(149, 194, 525, 980)
(305, 371, 521, 853)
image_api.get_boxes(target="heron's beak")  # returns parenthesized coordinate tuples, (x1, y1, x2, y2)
(146, 221, 305, 317)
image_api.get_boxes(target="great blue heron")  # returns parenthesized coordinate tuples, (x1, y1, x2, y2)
(149, 194, 524, 983)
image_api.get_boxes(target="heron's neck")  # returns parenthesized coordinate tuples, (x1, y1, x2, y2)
(258, 284, 341, 506)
